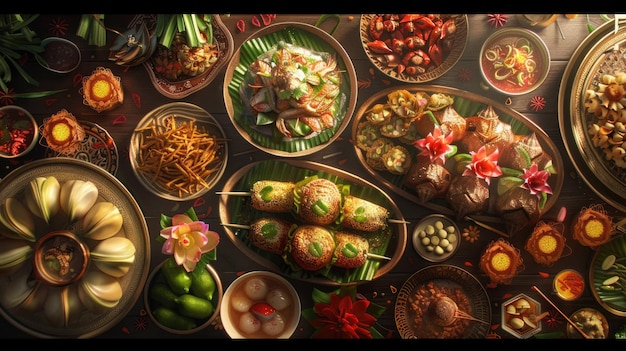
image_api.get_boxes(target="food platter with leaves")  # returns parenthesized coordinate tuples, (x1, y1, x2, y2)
(218, 159, 407, 285)
(351, 85, 564, 235)
(223, 22, 358, 157)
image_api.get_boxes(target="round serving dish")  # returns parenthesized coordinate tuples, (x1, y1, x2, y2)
(0, 105, 39, 159)
(412, 214, 460, 262)
(0, 158, 150, 338)
(558, 18, 626, 212)
(566, 307, 610, 339)
(394, 264, 491, 339)
(479, 27, 550, 95)
(220, 270, 301, 339)
(589, 234, 626, 317)
(129, 102, 228, 201)
(223, 21, 357, 157)
(144, 259, 222, 334)
(36, 36, 81, 73)
(143, 14, 234, 99)
(360, 14, 468, 83)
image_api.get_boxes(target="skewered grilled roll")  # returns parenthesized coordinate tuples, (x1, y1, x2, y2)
(333, 231, 369, 269)
(249, 217, 296, 254)
(293, 177, 342, 226)
(251, 180, 295, 213)
(341, 195, 389, 232)
(289, 225, 335, 271)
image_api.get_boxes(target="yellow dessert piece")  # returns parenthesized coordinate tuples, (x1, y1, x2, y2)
(491, 252, 511, 272)
(584, 219, 604, 238)
(51, 122, 71, 144)
(538, 235, 557, 254)
(82, 67, 123, 113)
(90, 77, 112, 101)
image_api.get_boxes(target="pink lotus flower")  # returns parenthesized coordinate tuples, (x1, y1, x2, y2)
(463, 145, 503, 185)
(520, 163, 553, 196)
(160, 214, 220, 272)
(413, 125, 454, 164)
(310, 293, 377, 339)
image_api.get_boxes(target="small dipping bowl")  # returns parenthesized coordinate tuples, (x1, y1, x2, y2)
(553, 269, 585, 301)
(36, 37, 81, 73)
(479, 27, 550, 95)
(412, 214, 461, 263)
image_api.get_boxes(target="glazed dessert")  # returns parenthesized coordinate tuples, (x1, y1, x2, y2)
(81, 67, 124, 113)
(524, 221, 566, 266)
(479, 238, 523, 285)
(40, 109, 85, 155)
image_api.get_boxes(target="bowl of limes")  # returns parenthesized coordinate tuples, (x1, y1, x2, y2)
(144, 258, 222, 334)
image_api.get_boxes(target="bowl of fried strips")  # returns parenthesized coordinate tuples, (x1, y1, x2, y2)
(129, 102, 228, 201)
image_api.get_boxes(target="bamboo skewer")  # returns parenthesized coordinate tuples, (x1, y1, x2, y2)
(220, 222, 392, 261)
(531, 285, 590, 339)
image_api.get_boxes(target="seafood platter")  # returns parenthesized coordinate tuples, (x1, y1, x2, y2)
(224, 22, 358, 157)
(218, 159, 407, 286)
(559, 17, 626, 213)
(360, 14, 468, 83)
(0, 158, 150, 338)
(351, 85, 564, 236)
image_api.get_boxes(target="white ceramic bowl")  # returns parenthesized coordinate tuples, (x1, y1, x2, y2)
(220, 271, 301, 339)
(479, 27, 550, 95)
(0, 105, 39, 159)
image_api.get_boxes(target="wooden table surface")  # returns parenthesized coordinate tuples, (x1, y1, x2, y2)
(1, 14, 625, 339)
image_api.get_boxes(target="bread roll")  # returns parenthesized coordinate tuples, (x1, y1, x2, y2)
(289, 225, 335, 271)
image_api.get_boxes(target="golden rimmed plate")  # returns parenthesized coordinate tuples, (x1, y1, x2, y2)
(394, 265, 491, 339)
(218, 159, 407, 286)
(351, 84, 564, 226)
(360, 14, 468, 83)
(559, 17, 626, 212)
(223, 22, 358, 157)
(0, 158, 150, 338)
(43, 121, 118, 176)
(589, 234, 626, 317)
(143, 14, 234, 99)
(129, 102, 228, 201)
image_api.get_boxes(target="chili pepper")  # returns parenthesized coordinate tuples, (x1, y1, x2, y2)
(367, 40, 393, 54)
(260, 14, 274, 26)
(72, 73, 83, 87)
(539, 271, 550, 278)
(236, 19, 245, 33)
(428, 44, 442, 66)
(251, 15, 261, 27)
(112, 115, 127, 125)
(414, 16, 436, 31)
(193, 197, 205, 208)
(132, 92, 141, 108)
(400, 14, 423, 23)
(440, 18, 456, 40)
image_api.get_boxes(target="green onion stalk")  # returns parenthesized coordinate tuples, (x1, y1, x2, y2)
(154, 14, 213, 49)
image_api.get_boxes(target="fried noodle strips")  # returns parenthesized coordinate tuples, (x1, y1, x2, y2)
(134, 115, 221, 197)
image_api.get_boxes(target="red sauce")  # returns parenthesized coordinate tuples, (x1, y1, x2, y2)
(42, 39, 80, 72)
(481, 34, 545, 94)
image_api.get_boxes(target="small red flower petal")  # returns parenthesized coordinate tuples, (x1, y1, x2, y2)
(539, 271, 550, 278)
(113, 115, 127, 125)
(193, 197, 205, 208)
(132, 92, 141, 108)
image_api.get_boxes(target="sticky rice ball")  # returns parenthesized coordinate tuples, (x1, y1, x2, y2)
(239, 311, 261, 335)
(262, 313, 286, 336)
(245, 277, 268, 300)
(231, 294, 253, 313)
(266, 288, 291, 311)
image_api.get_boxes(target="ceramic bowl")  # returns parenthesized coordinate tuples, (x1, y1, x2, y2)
(36, 37, 81, 73)
(220, 271, 301, 339)
(412, 214, 460, 262)
(0, 105, 39, 158)
(479, 27, 550, 95)
(144, 259, 223, 335)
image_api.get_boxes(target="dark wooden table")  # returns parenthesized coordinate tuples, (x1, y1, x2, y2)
(1, 14, 625, 339)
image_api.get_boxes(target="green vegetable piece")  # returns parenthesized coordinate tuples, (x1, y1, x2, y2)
(176, 294, 215, 320)
(311, 200, 330, 216)
(260, 185, 274, 202)
(354, 206, 367, 223)
(161, 258, 192, 295)
(149, 281, 180, 309)
(190, 264, 217, 301)
(603, 275, 620, 286)
(152, 306, 197, 330)
(602, 254, 616, 271)
(341, 243, 359, 258)
(308, 241, 324, 258)
(260, 222, 279, 239)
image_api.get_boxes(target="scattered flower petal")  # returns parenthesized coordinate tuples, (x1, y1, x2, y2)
(487, 14, 509, 28)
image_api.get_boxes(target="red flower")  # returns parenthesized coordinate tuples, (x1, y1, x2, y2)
(463, 145, 502, 185)
(413, 125, 454, 164)
(520, 163, 553, 196)
(310, 293, 377, 339)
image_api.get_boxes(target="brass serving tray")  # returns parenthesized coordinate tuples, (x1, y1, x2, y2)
(559, 18, 626, 212)
(218, 159, 407, 286)
(351, 84, 564, 224)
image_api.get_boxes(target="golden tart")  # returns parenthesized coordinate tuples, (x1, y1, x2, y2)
(479, 238, 523, 285)
(572, 204, 615, 249)
(81, 67, 123, 113)
(40, 109, 85, 155)
(525, 221, 566, 266)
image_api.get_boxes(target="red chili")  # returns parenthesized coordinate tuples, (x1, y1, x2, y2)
(251, 15, 261, 27)
(132, 92, 141, 108)
(539, 271, 550, 278)
(236, 19, 245, 33)
(463, 261, 473, 267)
(193, 197, 205, 208)
(45, 98, 57, 106)
(72, 73, 83, 87)
(112, 115, 127, 125)
(260, 14, 273, 26)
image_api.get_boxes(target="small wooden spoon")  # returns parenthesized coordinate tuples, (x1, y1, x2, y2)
(427, 296, 490, 326)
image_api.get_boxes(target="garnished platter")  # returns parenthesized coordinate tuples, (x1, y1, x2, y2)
(558, 17, 626, 212)
(44, 121, 119, 176)
(351, 85, 564, 235)
(223, 22, 358, 157)
(143, 15, 234, 99)
(589, 234, 626, 317)
(394, 264, 491, 339)
(218, 159, 407, 286)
